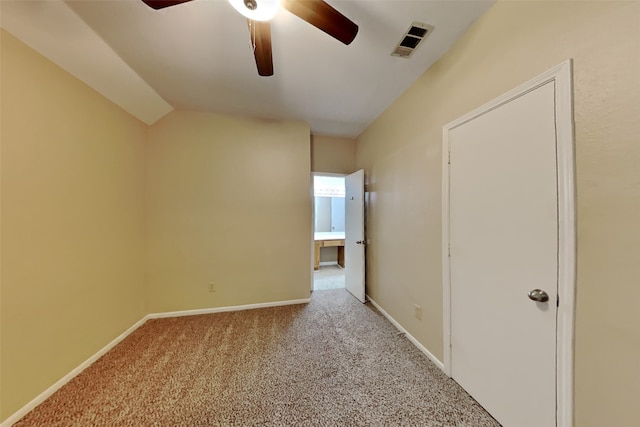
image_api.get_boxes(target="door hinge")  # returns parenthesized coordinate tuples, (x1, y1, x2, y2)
(556, 294, 559, 307)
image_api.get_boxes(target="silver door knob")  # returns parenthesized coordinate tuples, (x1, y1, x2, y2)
(528, 289, 549, 302)
(356, 240, 365, 245)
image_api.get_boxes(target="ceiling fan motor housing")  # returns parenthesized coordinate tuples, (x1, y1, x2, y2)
(141, 0, 359, 76)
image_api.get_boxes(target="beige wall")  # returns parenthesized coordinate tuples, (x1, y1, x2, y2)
(311, 135, 356, 174)
(0, 31, 148, 420)
(3, 1, 638, 424)
(356, 1, 640, 426)
(146, 111, 311, 312)
(0, 31, 312, 421)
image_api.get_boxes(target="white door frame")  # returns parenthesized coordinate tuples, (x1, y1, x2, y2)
(441, 60, 576, 427)
(311, 172, 347, 291)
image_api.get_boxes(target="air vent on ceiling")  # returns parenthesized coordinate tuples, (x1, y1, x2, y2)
(391, 22, 434, 59)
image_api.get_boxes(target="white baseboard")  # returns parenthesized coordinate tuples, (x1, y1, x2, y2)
(318, 261, 340, 267)
(1, 297, 311, 426)
(147, 298, 311, 319)
(1, 316, 148, 427)
(366, 295, 445, 372)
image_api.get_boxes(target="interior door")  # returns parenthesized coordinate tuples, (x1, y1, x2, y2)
(345, 169, 365, 303)
(448, 82, 558, 426)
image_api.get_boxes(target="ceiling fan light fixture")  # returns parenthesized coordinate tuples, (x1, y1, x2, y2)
(228, 0, 280, 21)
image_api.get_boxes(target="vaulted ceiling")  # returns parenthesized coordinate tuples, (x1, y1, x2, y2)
(1, 0, 494, 137)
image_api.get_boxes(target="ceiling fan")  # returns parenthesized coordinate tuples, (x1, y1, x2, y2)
(141, 0, 358, 77)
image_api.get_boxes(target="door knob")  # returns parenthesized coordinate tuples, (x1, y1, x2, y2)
(528, 289, 549, 302)
(356, 240, 365, 245)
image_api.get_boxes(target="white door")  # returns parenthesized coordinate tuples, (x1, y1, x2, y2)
(448, 82, 559, 427)
(345, 169, 365, 303)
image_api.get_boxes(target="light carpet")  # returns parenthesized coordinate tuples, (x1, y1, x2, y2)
(313, 265, 345, 291)
(14, 289, 499, 426)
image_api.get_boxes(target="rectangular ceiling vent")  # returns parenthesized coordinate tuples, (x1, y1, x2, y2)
(391, 22, 434, 59)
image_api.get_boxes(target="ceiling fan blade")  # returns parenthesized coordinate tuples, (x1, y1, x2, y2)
(248, 20, 274, 76)
(282, 0, 358, 45)
(141, 0, 194, 10)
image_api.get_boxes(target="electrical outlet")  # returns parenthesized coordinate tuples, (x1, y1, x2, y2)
(208, 282, 216, 292)
(414, 304, 422, 320)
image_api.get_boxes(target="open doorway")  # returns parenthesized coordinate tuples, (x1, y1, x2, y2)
(313, 174, 346, 291)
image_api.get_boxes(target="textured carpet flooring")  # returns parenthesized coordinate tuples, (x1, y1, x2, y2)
(313, 265, 345, 290)
(14, 289, 499, 426)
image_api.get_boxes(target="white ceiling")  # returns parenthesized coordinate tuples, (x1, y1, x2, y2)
(1, 0, 494, 137)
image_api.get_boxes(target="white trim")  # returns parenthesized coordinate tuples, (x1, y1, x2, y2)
(1, 297, 311, 426)
(311, 172, 348, 178)
(310, 172, 316, 291)
(554, 60, 577, 427)
(0, 316, 149, 427)
(367, 295, 444, 371)
(319, 261, 341, 267)
(441, 59, 575, 427)
(147, 298, 311, 319)
(441, 125, 452, 377)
